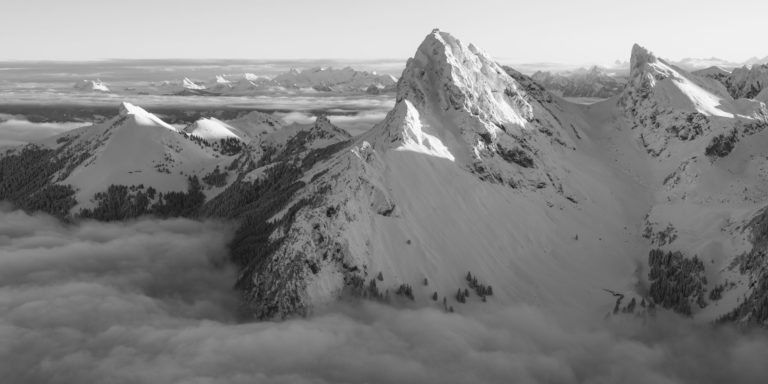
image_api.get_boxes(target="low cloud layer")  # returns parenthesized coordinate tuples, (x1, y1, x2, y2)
(0, 115, 88, 146)
(2, 208, 768, 384)
(277, 110, 388, 136)
(0, 91, 395, 113)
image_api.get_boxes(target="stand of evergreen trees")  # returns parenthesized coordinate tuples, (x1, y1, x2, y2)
(0, 145, 77, 219)
(648, 249, 707, 316)
(202, 166, 229, 187)
(78, 176, 204, 221)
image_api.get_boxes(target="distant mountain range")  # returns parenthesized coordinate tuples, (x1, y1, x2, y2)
(672, 55, 768, 71)
(531, 66, 627, 99)
(72, 66, 398, 96)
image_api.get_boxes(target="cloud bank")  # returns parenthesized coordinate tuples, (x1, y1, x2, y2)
(276, 110, 388, 136)
(2, 208, 768, 384)
(0, 115, 88, 146)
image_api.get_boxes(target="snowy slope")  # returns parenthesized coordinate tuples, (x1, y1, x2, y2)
(219, 32, 768, 323)
(37, 102, 234, 206)
(231, 29, 655, 319)
(612, 44, 768, 321)
(184, 117, 247, 141)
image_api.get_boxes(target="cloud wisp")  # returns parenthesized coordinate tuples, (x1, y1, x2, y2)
(2, 208, 768, 384)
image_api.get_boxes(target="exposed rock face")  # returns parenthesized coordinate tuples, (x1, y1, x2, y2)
(727, 65, 768, 99)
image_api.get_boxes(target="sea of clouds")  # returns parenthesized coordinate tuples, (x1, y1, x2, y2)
(2, 207, 768, 383)
(0, 114, 89, 146)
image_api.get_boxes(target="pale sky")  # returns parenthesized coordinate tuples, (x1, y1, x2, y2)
(1, 0, 765, 65)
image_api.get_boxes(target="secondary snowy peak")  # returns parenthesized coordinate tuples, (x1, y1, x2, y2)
(184, 117, 245, 141)
(619, 44, 768, 159)
(625, 44, 733, 106)
(182, 77, 206, 90)
(118, 102, 178, 132)
(27, 101, 233, 207)
(74, 79, 110, 92)
(626, 44, 686, 92)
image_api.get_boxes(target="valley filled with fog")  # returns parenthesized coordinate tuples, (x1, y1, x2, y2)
(4, 208, 768, 384)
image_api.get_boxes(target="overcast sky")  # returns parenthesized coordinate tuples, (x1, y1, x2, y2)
(2, 0, 765, 65)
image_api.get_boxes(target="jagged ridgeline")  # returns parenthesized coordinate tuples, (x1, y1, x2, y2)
(5, 29, 768, 324)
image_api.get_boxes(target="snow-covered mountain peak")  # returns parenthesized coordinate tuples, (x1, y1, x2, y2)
(398, 29, 533, 124)
(117, 102, 178, 132)
(387, 29, 544, 165)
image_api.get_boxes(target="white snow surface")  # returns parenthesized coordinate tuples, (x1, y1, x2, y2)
(37, 102, 233, 207)
(184, 117, 245, 141)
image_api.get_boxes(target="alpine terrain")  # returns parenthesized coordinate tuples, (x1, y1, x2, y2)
(4, 29, 768, 324)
